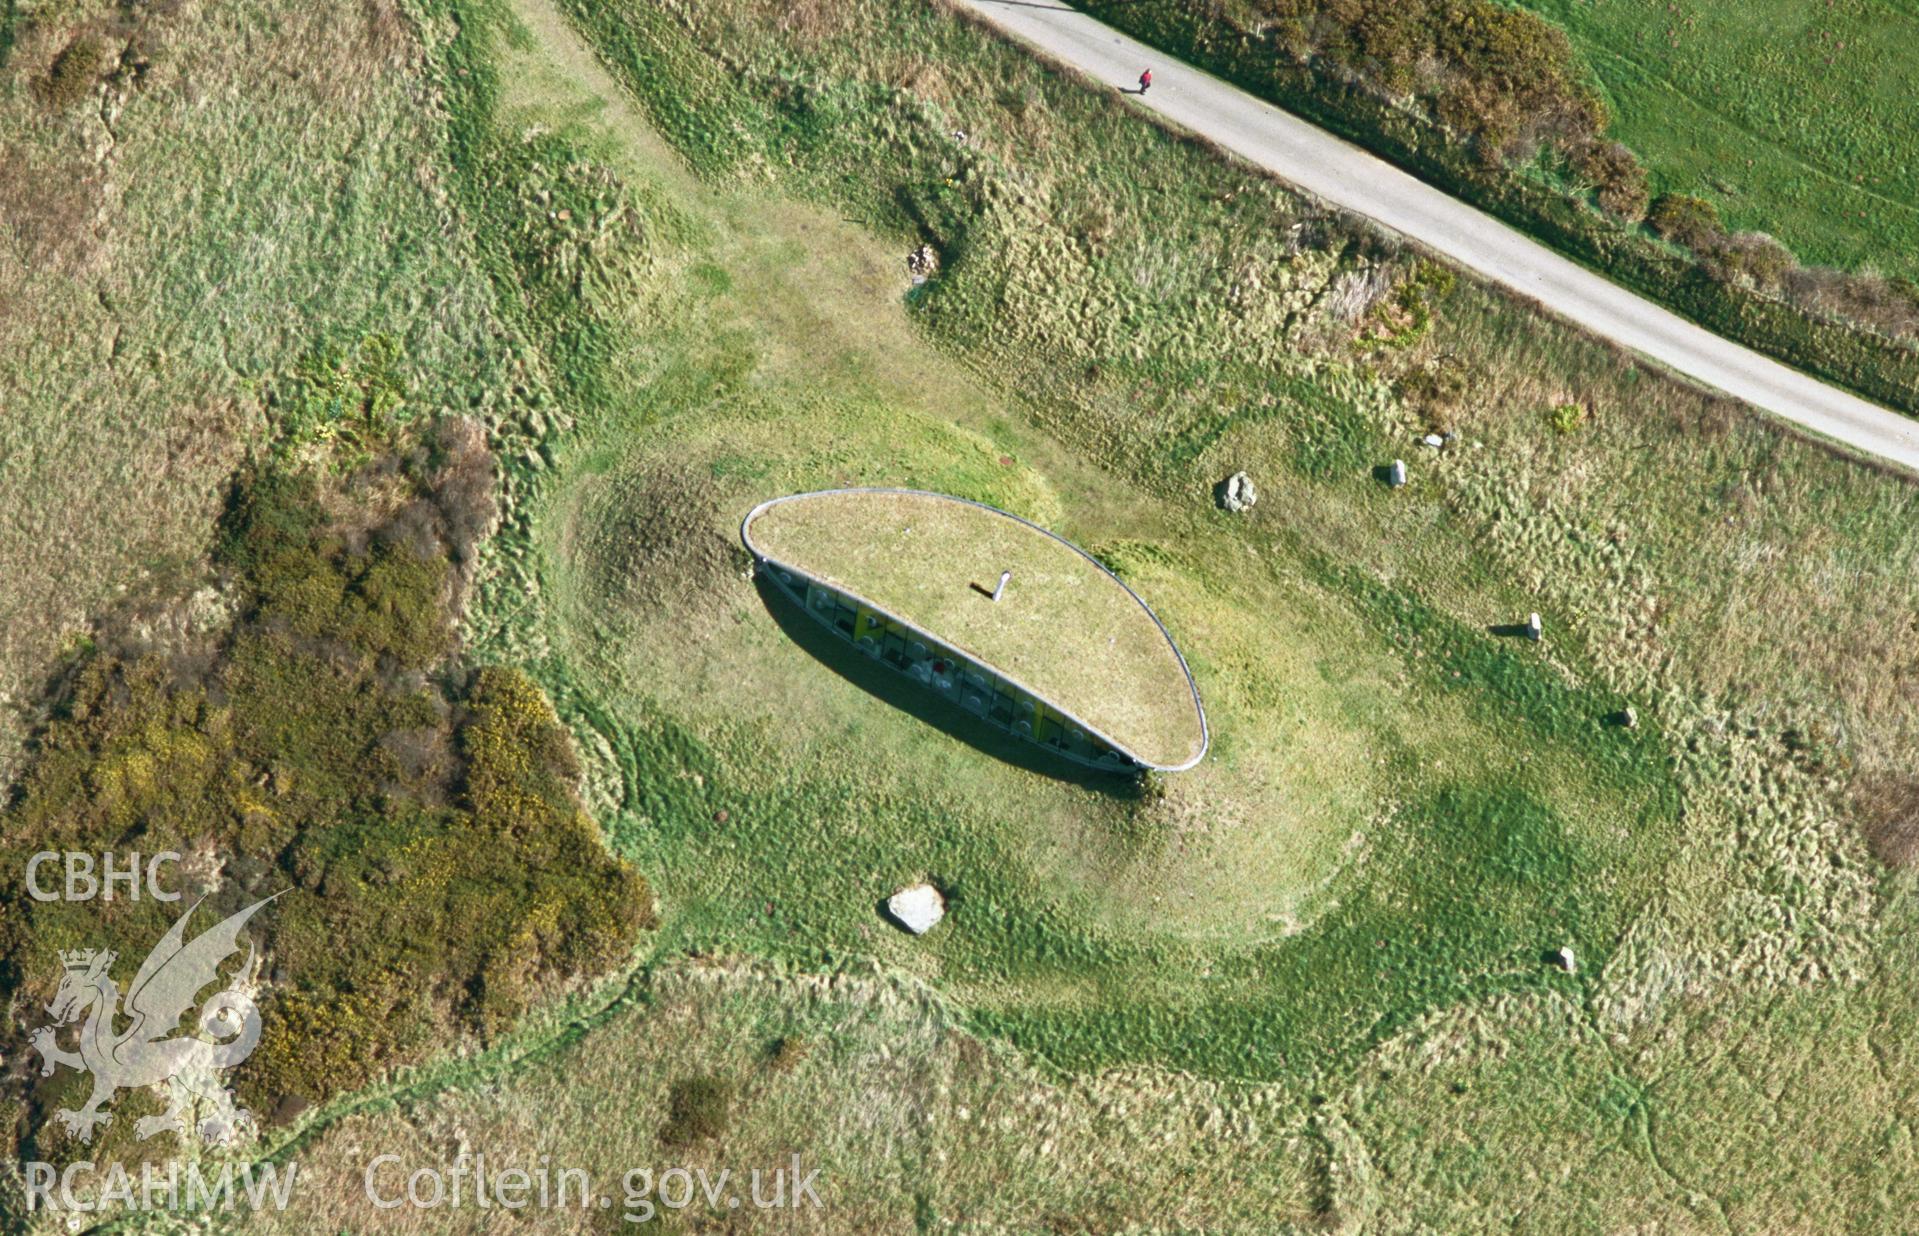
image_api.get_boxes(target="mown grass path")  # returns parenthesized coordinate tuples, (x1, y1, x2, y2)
(948, 0, 1919, 474)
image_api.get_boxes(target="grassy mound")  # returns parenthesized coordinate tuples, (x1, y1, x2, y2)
(744, 489, 1207, 769)
(475, 3, 1680, 1086)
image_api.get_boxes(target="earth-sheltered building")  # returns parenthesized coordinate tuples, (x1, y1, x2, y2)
(741, 489, 1208, 773)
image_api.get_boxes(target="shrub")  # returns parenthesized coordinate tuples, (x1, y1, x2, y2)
(1572, 140, 1649, 221)
(1398, 355, 1472, 429)
(765, 1036, 810, 1074)
(341, 542, 452, 668)
(216, 466, 330, 573)
(1782, 266, 1919, 342)
(1546, 402, 1587, 434)
(1646, 193, 1722, 252)
(660, 1076, 734, 1147)
(1432, 73, 1520, 158)
(39, 34, 103, 110)
(0, 447, 649, 1154)
(422, 418, 499, 566)
(1349, 1, 1432, 92)
(1703, 231, 1796, 291)
(461, 664, 582, 828)
(1177, 1, 1610, 162)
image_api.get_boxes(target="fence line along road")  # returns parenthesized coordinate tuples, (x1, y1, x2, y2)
(949, 0, 1919, 476)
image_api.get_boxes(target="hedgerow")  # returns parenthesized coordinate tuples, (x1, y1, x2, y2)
(1079, 0, 1919, 414)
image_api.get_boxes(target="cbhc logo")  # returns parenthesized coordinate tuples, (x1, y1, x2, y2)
(25, 852, 182, 902)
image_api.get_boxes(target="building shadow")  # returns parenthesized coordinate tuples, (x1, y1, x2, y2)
(753, 575, 1138, 796)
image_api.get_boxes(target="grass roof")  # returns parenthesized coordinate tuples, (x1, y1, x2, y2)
(744, 490, 1206, 769)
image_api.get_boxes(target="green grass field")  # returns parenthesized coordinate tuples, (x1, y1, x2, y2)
(1516, 0, 1919, 279)
(235, 958, 1331, 1232)
(474, 0, 1919, 1222)
(10, 0, 1919, 1227)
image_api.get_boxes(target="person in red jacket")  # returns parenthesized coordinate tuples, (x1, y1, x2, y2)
(1138, 68, 1152, 95)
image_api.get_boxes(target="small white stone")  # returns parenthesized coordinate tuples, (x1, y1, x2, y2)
(1422, 433, 1445, 448)
(887, 883, 946, 935)
(1555, 946, 1577, 973)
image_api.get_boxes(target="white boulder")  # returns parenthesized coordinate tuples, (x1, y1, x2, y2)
(887, 883, 946, 935)
(1217, 472, 1258, 513)
(908, 244, 940, 283)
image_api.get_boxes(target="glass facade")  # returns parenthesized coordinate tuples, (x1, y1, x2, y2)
(784, 573, 1136, 771)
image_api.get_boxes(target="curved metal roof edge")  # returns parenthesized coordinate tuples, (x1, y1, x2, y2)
(740, 487, 1210, 773)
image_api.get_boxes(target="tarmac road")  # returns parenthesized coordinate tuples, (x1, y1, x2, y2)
(950, 0, 1919, 475)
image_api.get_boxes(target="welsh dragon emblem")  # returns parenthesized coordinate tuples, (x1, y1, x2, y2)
(28, 895, 277, 1146)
